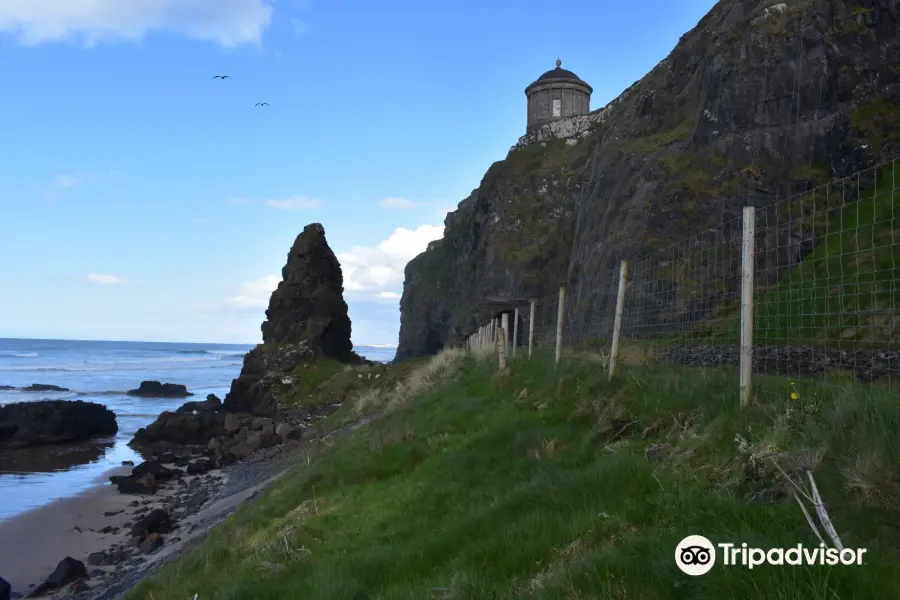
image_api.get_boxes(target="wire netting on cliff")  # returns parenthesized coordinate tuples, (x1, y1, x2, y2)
(471, 157, 898, 405)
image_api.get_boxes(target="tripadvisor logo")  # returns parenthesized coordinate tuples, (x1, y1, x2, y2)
(675, 535, 867, 576)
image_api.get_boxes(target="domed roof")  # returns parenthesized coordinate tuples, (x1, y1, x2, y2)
(536, 59, 582, 82)
(525, 59, 592, 94)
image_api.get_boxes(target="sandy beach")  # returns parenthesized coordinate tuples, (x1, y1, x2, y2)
(0, 465, 136, 595)
(0, 444, 300, 600)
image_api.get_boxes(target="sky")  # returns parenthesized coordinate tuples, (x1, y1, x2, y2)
(0, 0, 717, 346)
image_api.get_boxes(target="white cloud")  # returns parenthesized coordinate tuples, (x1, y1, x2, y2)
(337, 224, 445, 297)
(81, 274, 125, 285)
(54, 174, 80, 189)
(379, 197, 416, 210)
(225, 274, 280, 310)
(0, 0, 274, 46)
(229, 197, 253, 205)
(376, 291, 401, 300)
(265, 196, 322, 211)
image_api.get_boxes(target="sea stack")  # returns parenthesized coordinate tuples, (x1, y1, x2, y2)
(223, 222, 362, 415)
(129, 223, 362, 453)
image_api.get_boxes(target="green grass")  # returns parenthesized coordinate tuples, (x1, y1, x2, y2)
(751, 161, 900, 348)
(125, 350, 900, 600)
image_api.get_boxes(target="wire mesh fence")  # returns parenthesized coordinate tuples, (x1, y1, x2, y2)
(464, 157, 899, 405)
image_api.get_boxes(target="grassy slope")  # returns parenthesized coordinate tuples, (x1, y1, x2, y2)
(751, 160, 899, 348)
(695, 159, 900, 348)
(126, 350, 900, 600)
(587, 160, 899, 352)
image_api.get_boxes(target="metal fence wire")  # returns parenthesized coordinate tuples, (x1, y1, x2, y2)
(465, 158, 899, 403)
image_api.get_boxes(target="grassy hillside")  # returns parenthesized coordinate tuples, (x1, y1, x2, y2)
(126, 349, 900, 599)
(751, 160, 899, 348)
(688, 159, 900, 348)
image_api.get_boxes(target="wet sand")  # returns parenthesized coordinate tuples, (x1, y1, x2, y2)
(0, 465, 135, 595)
(0, 446, 299, 600)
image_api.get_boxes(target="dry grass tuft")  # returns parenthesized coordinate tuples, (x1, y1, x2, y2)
(842, 452, 900, 508)
(351, 348, 467, 416)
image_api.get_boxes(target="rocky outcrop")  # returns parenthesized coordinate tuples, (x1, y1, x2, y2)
(129, 410, 225, 450)
(21, 384, 70, 392)
(129, 224, 363, 455)
(174, 394, 221, 414)
(396, 0, 900, 361)
(222, 223, 363, 416)
(127, 381, 192, 398)
(204, 412, 304, 464)
(0, 400, 117, 449)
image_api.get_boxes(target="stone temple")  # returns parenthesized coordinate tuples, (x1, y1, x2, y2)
(525, 59, 593, 134)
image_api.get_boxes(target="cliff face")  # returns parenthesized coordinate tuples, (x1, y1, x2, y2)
(396, 0, 900, 361)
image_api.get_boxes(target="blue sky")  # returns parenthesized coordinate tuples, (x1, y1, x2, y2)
(0, 0, 716, 346)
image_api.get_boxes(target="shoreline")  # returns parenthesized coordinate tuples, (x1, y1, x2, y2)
(0, 442, 302, 600)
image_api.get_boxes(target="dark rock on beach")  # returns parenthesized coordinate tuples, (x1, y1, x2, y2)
(0, 576, 10, 600)
(131, 460, 175, 481)
(128, 410, 225, 450)
(127, 381, 192, 398)
(26, 557, 85, 597)
(131, 509, 172, 539)
(0, 400, 117, 449)
(110, 473, 157, 495)
(186, 458, 212, 475)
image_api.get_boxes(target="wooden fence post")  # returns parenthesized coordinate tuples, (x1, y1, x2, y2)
(501, 312, 509, 359)
(528, 299, 536, 358)
(512, 307, 519, 358)
(497, 326, 508, 371)
(740, 206, 756, 408)
(555, 286, 565, 365)
(608, 260, 629, 381)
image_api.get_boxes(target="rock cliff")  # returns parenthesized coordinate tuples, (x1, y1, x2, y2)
(223, 223, 362, 415)
(131, 223, 362, 458)
(396, 0, 900, 361)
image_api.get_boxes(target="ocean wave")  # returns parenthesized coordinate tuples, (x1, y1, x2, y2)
(0, 358, 242, 373)
(0, 351, 39, 358)
(177, 349, 247, 356)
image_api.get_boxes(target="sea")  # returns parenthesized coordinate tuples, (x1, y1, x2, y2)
(0, 338, 396, 521)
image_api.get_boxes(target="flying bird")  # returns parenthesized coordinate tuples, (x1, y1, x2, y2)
(212, 75, 231, 79)
(255, 102, 270, 107)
